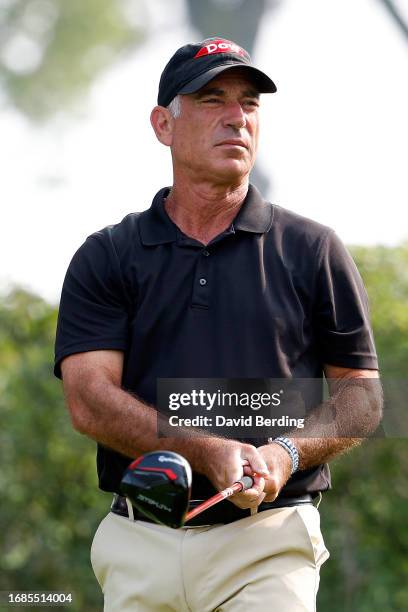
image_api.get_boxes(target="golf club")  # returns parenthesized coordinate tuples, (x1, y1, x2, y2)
(120, 450, 254, 528)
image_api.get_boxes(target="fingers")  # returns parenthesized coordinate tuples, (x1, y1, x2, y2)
(203, 440, 270, 509)
(228, 471, 267, 509)
(231, 489, 266, 510)
(241, 446, 269, 478)
(256, 443, 293, 502)
(236, 444, 269, 503)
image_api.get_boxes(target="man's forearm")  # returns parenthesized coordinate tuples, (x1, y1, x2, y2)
(286, 376, 383, 470)
(286, 437, 362, 472)
(66, 376, 221, 474)
(65, 373, 273, 504)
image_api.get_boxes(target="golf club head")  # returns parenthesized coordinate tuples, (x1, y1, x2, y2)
(120, 451, 192, 528)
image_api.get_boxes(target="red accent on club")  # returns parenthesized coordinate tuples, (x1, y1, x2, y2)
(185, 476, 254, 522)
(135, 466, 178, 481)
(128, 457, 144, 470)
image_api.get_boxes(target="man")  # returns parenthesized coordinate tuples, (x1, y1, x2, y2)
(54, 38, 381, 611)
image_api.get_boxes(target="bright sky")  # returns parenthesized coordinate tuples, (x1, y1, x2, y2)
(1, 0, 407, 303)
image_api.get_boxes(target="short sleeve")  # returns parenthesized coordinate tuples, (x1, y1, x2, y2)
(54, 230, 130, 379)
(313, 230, 378, 370)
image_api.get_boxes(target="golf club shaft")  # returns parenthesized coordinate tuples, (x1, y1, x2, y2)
(185, 475, 254, 522)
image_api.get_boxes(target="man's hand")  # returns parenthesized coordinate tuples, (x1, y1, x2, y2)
(201, 439, 269, 510)
(257, 443, 292, 502)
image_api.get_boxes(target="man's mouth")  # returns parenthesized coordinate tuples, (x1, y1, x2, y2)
(216, 139, 248, 148)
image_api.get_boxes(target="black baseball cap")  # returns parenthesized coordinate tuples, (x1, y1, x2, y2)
(158, 37, 277, 108)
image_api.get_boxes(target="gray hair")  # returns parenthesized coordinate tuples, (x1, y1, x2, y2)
(167, 95, 182, 118)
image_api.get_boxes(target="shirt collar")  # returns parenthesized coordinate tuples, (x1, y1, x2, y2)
(139, 187, 177, 246)
(233, 183, 274, 233)
(139, 184, 273, 246)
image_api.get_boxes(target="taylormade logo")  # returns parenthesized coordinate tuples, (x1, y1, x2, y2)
(158, 455, 185, 466)
(137, 493, 172, 513)
(195, 39, 247, 59)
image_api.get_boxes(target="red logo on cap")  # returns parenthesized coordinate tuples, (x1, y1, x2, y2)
(195, 39, 247, 59)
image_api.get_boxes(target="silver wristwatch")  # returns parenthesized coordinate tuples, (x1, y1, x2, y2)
(268, 436, 299, 474)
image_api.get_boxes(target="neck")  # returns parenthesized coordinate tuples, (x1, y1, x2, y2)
(164, 177, 249, 245)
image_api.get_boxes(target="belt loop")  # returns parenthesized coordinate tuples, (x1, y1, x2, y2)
(125, 498, 135, 521)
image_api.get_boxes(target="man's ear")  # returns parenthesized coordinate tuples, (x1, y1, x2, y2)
(150, 106, 174, 146)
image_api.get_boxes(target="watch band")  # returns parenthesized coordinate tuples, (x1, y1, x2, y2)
(268, 436, 299, 474)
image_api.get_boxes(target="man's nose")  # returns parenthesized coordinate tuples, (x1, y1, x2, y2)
(223, 102, 246, 129)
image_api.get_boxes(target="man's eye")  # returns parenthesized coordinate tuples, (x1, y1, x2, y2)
(244, 100, 259, 107)
(203, 98, 222, 104)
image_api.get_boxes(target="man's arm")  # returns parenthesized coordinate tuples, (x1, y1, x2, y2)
(61, 350, 269, 508)
(258, 366, 383, 501)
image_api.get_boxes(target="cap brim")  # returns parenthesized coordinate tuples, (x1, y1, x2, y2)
(178, 64, 277, 95)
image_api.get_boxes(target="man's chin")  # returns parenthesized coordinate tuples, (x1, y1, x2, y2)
(208, 160, 252, 183)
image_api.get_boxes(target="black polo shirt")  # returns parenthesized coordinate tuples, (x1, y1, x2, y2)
(54, 184, 378, 498)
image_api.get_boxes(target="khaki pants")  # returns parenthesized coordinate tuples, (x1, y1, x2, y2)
(91, 504, 329, 611)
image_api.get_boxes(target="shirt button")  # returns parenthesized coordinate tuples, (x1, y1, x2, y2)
(199, 278, 207, 286)
(203, 250, 210, 257)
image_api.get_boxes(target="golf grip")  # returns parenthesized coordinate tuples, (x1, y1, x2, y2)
(185, 476, 254, 522)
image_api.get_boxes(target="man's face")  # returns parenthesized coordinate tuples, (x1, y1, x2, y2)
(169, 68, 260, 183)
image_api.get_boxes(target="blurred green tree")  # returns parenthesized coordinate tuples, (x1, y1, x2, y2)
(0, 0, 144, 121)
(0, 288, 108, 610)
(351, 242, 408, 377)
(318, 242, 408, 612)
